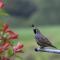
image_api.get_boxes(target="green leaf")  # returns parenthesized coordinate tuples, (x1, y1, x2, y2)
(7, 48, 14, 57)
(10, 40, 18, 45)
(0, 40, 2, 44)
(0, 23, 3, 29)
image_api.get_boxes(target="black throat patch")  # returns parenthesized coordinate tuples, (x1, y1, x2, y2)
(33, 29, 36, 34)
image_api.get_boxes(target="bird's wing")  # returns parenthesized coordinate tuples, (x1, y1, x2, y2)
(40, 33, 52, 44)
(41, 37, 52, 45)
(36, 34, 53, 47)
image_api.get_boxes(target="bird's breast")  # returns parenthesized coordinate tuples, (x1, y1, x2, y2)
(35, 33, 42, 40)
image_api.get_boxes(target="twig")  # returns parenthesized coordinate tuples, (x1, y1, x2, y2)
(34, 47, 60, 54)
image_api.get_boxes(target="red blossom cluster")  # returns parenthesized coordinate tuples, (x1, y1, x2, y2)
(0, 0, 4, 8)
(0, 24, 24, 60)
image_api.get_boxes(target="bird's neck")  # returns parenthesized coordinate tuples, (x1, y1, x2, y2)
(33, 29, 36, 34)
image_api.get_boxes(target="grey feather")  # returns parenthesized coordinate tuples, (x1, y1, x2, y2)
(32, 25, 57, 48)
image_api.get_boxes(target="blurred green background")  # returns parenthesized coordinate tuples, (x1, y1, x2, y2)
(0, 0, 60, 60)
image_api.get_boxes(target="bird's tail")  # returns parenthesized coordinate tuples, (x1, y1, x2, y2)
(51, 45, 57, 49)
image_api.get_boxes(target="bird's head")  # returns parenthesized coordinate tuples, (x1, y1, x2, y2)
(32, 24, 34, 27)
(32, 24, 37, 34)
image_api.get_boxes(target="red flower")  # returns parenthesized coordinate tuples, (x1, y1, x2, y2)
(13, 43, 23, 53)
(2, 42, 10, 49)
(0, 47, 3, 53)
(2, 24, 18, 40)
(3, 24, 9, 32)
(2, 57, 10, 60)
(7, 31, 18, 39)
(0, 1, 4, 8)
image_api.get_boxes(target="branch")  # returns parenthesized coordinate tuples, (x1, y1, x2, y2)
(35, 47, 60, 54)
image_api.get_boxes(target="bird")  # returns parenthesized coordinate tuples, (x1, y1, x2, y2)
(32, 24, 57, 49)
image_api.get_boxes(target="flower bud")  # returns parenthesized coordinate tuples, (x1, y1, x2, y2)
(13, 43, 23, 52)
(16, 43, 23, 49)
(3, 42, 10, 49)
(0, 1, 4, 8)
(0, 47, 3, 53)
(3, 24, 8, 32)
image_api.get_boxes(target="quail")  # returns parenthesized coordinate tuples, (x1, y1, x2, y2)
(32, 24, 56, 49)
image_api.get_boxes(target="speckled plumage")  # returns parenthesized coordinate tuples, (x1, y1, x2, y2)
(32, 25, 56, 48)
